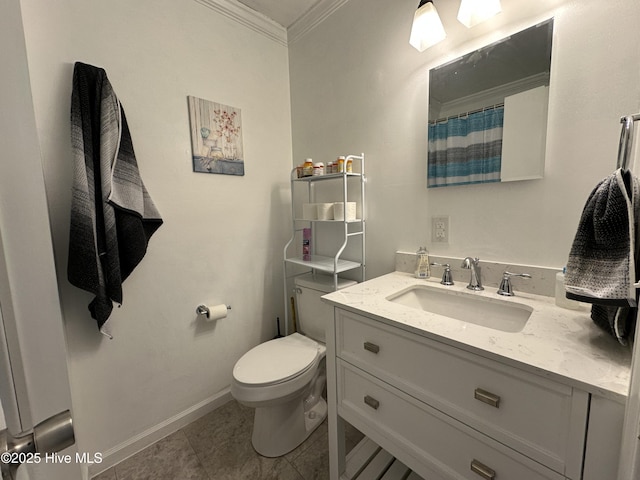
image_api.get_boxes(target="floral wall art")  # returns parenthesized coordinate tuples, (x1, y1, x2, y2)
(188, 96, 244, 176)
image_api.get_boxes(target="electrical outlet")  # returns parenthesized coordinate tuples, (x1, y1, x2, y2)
(432, 216, 449, 244)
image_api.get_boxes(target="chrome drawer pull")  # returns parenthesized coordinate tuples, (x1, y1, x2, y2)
(470, 459, 495, 480)
(474, 388, 500, 408)
(364, 395, 380, 410)
(363, 342, 380, 354)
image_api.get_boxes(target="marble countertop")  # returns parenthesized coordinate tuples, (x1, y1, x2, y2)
(322, 272, 632, 402)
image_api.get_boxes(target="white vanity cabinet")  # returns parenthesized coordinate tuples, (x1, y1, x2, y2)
(582, 396, 625, 480)
(327, 308, 623, 480)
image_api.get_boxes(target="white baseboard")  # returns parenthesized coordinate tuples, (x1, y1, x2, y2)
(88, 388, 233, 478)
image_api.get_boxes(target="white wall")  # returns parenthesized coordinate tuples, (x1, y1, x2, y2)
(289, 0, 640, 277)
(18, 0, 292, 466)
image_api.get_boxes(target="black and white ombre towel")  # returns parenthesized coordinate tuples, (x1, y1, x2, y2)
(68, 62, 163, 337)
(565, 168, 639, 344)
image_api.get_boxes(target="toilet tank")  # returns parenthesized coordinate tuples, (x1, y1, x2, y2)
(294, 273, 357, 343)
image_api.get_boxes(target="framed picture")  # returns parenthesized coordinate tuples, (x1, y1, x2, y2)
(188, 96, 244, 176)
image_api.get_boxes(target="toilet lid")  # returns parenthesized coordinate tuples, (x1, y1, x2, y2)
(233, 333, 320, 386)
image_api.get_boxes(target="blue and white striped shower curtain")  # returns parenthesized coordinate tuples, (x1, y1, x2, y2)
(427, 107, 504, 188)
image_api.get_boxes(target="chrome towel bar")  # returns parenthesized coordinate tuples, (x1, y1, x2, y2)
(617, 113, 640, 170)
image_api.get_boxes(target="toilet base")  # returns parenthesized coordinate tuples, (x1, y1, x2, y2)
(251, 397, 327, 457)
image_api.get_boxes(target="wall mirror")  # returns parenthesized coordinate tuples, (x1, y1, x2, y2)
(427, 19, 554, 188)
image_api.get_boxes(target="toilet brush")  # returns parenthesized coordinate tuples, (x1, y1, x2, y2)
(274, 317, 284, 338)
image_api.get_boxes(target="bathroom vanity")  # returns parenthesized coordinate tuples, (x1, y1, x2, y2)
(322, 272, 631, 480)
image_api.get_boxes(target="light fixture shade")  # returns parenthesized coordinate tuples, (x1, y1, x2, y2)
(457, 0, 502, 28)
(409, 1, 446, 52)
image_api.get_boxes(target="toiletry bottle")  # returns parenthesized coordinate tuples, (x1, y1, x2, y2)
(415, 246, 430, 279)
(555, 267, 580, 310)
(302, 159, 314, 177)
(302, 228, 312, 261)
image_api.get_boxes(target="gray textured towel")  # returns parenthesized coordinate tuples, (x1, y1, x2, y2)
(565, 168, 638, 344)
(68, 62, 163, 337)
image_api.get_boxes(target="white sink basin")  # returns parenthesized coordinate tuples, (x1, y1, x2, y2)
(386, 285, 533, 333)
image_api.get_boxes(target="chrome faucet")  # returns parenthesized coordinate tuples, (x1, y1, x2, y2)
(461, 257, 483, 291)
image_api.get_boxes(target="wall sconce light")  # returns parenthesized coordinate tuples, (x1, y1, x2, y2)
(410, 0, 502, 52)
(457, 0, 502, 28)
(409, 0, 446, 52)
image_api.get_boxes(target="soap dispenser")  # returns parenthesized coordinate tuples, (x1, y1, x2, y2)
(555, 267, 580, 310)
(415, 246, 431, 279)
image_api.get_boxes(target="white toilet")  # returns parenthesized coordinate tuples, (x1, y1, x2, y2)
(231, 273, 356, 457)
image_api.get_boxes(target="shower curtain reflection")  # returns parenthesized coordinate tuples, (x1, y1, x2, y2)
(428, 106, 504, 188)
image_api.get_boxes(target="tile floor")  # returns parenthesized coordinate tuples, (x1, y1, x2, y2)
(92, 400, 363, 480)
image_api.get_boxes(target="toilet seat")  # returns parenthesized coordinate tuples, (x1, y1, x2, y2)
(233, 333, 323, 387)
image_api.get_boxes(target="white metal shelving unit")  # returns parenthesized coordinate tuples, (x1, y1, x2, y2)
(283, 153, 366, 334)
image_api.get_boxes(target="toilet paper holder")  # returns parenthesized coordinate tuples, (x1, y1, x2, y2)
(196, 304, 231, 319)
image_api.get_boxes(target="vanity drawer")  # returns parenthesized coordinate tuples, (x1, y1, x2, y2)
(338, 360, 565, 480)
(336, 309, 587, 476)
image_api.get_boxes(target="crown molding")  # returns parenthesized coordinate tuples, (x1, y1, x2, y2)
(287, 0, 350, 44)
(194, 0, 288, 47)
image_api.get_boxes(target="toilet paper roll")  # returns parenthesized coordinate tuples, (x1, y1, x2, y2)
(200, 304, 228, 321)
(333, 202, 357, 221)
(302, 203, 317, 220)
(316, 203, 334, 220)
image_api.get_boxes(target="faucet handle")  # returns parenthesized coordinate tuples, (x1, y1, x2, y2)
(430, 263, 454, 286)
(497, 271, 532, 296)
